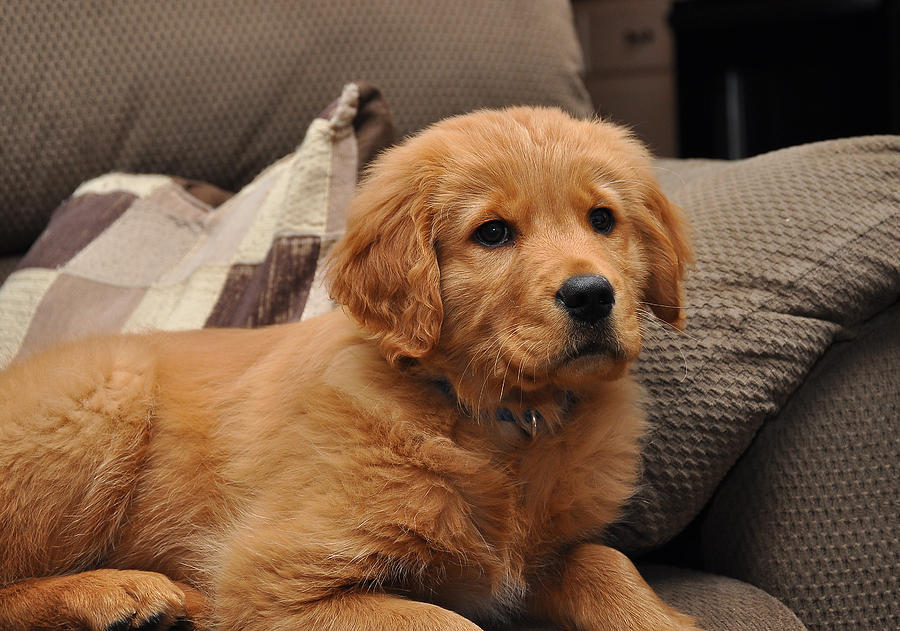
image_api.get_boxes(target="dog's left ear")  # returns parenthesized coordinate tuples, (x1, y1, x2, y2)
(326, 151, 442, 365)
(635, 179, 694, 329)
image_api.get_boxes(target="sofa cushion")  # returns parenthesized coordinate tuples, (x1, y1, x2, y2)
(701, 301, 899, 630)
(640, 565, 808, 631)
(0, 0, 589, 255)
(0, 257, 19, 287)
(0, 83, 393, 369)
(604, 136, 900, 554)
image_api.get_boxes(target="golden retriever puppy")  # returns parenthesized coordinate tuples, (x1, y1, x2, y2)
(0, 107, 696, 630)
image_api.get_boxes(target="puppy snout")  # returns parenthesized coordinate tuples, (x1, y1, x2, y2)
(555, 274, 615, 324)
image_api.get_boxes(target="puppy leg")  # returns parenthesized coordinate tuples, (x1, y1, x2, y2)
(0, 569, 212, 630)
(215, 521, 485, 631)
(217, 589, 483, 631)
(0, 342, 211, 628)
(532, 544, 701, 631)
(0, 340, 156, 583)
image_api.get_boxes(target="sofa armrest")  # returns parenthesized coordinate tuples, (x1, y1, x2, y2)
(701, 301, 900, 630)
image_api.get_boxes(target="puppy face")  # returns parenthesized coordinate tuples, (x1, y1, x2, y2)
(328, 107, 691, 405)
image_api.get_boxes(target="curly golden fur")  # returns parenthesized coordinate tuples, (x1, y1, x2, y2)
(0, 107, 697, 630)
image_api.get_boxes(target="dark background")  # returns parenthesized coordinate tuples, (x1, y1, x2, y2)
(575, 0, 900, 159)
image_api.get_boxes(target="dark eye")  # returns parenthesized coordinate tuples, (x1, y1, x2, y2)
(589, 207, 615, 235)
(473, 220, 512, 248)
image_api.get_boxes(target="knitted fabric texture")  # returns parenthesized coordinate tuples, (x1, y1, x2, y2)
(606, 136, 899, 555)
(702, 302, 899, 631)
(0, 0, 590, 254)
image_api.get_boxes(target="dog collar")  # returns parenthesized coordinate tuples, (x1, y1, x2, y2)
(432, 379, 576, 438)
(493, 406, 543, 438)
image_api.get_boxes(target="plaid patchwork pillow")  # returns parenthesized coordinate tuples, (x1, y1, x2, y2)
(0, 83, 394, 368)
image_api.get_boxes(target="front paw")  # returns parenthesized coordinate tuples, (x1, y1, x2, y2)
(91, 570, 211, 630)
(528, 544, 707, 631)
(20, 569, 211, 631)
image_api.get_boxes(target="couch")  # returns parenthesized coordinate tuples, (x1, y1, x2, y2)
(1, 2, 897, 630)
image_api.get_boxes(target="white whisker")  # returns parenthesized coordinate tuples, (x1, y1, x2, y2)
(621, 162, 688, 187)
(637, 307, 691, 382)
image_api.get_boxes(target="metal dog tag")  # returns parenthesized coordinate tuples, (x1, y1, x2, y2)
(519, 409, 541, 438)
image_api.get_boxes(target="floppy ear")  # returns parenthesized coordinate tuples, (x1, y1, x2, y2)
(326, 156, 442, 365)
(635, 181, 694, 329)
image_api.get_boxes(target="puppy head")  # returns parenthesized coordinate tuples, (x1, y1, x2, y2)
(327, 107, 692, 401)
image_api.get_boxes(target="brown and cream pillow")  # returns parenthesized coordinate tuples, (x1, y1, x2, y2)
(0, 83, 394, 368)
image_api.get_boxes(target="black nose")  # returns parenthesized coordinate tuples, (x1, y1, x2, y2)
(555, 274, 615, 324)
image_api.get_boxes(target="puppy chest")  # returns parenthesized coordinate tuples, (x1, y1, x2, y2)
(347, 459, 527, 611)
